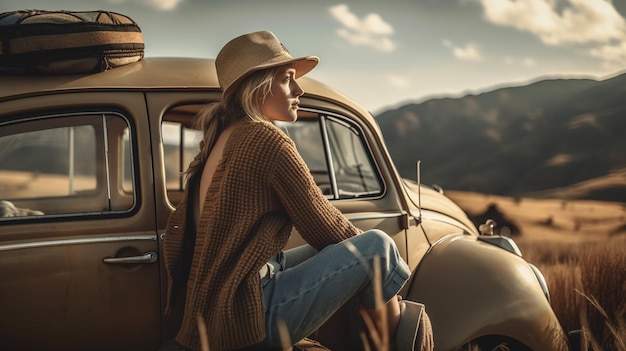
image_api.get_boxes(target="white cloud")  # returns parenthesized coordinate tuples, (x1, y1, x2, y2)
(480, 0, 626, 67)
(522, 57, 536, 67)
(480, 0, 626, 45)
(329, 4, 396, 52)
(387, 74, 410, 88)
(443, 40, 483, 62)
(589, 41, 626, 69)
(108, 0, 183, 11)
(504, 56, 536, 67)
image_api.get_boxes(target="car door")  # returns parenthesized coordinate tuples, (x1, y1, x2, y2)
(144, 92, 219, 340)
(0, 92, 161, 351)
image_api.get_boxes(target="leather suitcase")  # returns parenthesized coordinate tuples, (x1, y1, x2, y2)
(0, 9, 144, 74)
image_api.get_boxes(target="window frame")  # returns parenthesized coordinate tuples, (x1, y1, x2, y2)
(0, 109, 140, 222)
(290, 107, 386, 201)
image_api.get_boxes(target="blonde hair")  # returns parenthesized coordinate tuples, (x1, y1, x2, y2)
(185, 65, 284, 180)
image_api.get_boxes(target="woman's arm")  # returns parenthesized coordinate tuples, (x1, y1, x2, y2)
(269, 137, 360, 250)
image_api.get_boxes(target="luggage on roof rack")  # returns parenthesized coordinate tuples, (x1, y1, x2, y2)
(0, 9, 144, 74)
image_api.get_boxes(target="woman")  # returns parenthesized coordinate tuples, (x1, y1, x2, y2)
(162, 31, 431, 351)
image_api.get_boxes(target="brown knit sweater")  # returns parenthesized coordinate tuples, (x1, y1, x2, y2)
(163, 120, 360, 350)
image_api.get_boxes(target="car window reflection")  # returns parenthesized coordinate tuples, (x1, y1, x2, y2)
(0, 113, 135, 219)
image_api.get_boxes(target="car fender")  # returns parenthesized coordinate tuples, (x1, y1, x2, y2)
(406, 234, 568, 351)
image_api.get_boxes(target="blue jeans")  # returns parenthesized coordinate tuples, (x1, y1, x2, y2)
(258, 229, 410, 348)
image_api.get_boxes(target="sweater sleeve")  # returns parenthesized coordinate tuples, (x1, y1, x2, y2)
(269, 134, 360, 250)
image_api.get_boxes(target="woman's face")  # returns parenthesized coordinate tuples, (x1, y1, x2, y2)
(262, 65, 304, 122)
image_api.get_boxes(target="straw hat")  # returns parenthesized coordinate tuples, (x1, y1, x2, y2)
(215, 31, 319, 98)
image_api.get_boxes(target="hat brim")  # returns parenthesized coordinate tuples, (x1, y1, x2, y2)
(223, 55, 319, 98)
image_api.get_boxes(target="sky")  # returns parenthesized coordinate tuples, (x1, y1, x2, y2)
(2, 0, 626, 114)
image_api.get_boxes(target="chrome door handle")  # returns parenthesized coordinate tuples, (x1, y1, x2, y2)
(103, 251, 157, 264)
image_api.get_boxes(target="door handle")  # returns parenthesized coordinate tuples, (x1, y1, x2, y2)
(103, 251, 157, 264)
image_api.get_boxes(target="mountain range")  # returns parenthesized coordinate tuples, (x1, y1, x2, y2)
(375, 72, 626, 202)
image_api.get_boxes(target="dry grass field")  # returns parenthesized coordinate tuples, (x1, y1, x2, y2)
(446, 191, 626, 350)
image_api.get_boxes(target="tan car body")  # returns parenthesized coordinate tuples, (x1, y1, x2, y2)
(0, 58, 568, 350)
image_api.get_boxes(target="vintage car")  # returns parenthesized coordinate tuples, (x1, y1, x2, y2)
(0, 57, 569, 351)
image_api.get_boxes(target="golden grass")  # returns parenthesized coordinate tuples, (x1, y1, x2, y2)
(519, 239, 626, 351)
(447, 190, 626, 350)
(446, 190, 626, 243)
(0, 170, 96, 198)
(197, 315, 210, 351)
(359, 255, 390, 351)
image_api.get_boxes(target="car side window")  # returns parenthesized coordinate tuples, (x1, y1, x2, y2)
(0, 113, 135, 219)
(275, 112, 383, 200)
(161, 105, 383, 203)
(325, 117, 383, 198)
(162, 121, 201, 191)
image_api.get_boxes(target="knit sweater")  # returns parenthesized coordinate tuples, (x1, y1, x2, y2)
(163, 120, 360, 350)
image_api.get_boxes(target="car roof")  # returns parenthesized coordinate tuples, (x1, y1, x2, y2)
(0, 57, 374, 124)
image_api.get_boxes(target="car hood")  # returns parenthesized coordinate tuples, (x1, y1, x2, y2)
(402, 179, 478, 235)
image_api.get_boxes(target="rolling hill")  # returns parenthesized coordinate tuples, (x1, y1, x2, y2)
(376, 72, 626, 202)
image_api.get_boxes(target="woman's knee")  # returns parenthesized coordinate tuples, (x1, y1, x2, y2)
(363, 228, 397, 250)
(352, 229, 398, 258)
